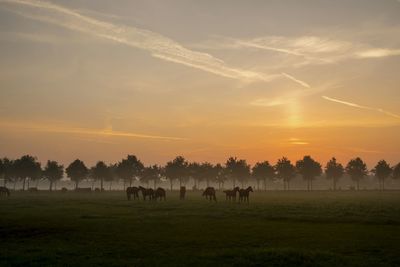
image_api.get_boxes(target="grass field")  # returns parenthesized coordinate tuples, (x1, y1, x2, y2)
(1, 190, 400, 267)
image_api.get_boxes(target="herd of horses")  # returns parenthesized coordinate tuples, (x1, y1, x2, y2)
(0, 185, 254, 203)
(126, 185, 254, 203)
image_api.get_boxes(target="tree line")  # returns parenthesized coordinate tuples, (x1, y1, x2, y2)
(0, 155, 400, 191)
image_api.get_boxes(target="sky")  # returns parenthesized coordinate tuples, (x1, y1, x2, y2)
(0, 0, 400, 168)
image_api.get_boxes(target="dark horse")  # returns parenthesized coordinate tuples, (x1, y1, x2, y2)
(154, 187, 166, 201)
(139, 186, 154, 201)
(239, 186, 253, 203)
(202, 187, 217, 202)
(223, 186, 240, 202)
(180, 186, 186, 200)
(126, 186, 140, 200)
(0, 186, 10, 197)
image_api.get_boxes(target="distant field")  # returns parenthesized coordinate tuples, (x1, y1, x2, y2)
(1, 191, 400, 267)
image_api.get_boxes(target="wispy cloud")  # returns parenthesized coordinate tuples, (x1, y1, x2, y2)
(0, 120, 187, 141)
(0, 0, 283, 83)
(322, 96, 400, 119)
(355, 48, 400, 58)
(281, 72, 311, 88)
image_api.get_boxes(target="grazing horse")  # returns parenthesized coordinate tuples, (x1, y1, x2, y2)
(28, 187, 38, 192)
(154, 187, 166, 201)
(126, 186, 140, 200)
(239, 186, 253, 203)
(180, 186, 186, 200)
(0, 186, 10, 197)
(202, 187, 217, 202)
(139, 186, 154, 201)
(223, 187, 240, 202)
(61, 187, 68, 192)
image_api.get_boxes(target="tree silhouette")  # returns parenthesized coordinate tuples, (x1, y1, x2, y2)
(165, 156, 189, 190)
(188, 162, 203, 189)
(296, 156, 322, 191)
(225, 157, 251, 187)
(107, 164, 118, 190)
(1, 158, 17, 189)
(201, 162, 219, 187)
(275, 157, 296, 190)
(66, 159, 88, 189)
(252, 161, 275, 191)
(345, 157, 368, 191)
(43, 160, 64, 191)
(372, 160, 392, 191)
(214, 163, 227, 190)
(116, 155, 144, 188)
(14, 155, 42, 190)
(142, 165, 162, 189)
(393, 163, 400, 181)
(325, 157, 344, 191)
(90, 161, 111, 191)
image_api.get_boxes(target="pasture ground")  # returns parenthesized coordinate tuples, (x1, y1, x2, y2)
(1, 190, 400, 267)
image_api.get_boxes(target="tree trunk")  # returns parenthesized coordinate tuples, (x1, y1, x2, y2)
(233, 179, 236, 188)
(22, 177, 26, 191)
(109, 181, 112, 191)
(382, 178, 385, 191)
(75, 180, 79, 189)
(14, 180, 17, 190)
(129, 178, 132, 187)
(49, 180, 53, 191)
(333, 178, 336, 191)
(170, 179, 173, 191)
(154, 179, 157, 190)
(264, 178, 267, 191)
(257, 180, 260, 191)
(101, 178, 104, 191)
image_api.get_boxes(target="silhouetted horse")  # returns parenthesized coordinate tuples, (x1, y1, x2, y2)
(61, 187, 68, 192)
(180, 186, 186, 200)
(223, 187, 240, 201)
(139, 186, 154, 201)
(154, 187, 166, 201)
(239, 186, 253, 203)
(0, 186, 10, 197)
(28, 187, 38, 192)
(126, 186, 140, 200)
(202, 187, 217, 202)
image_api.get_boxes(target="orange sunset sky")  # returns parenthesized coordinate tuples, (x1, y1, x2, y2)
(1, 0, 400, 167)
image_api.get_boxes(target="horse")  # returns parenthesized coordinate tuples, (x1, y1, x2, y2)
(202, 187, 217, 202)
(0, 186, 10, 197)
(126, 186, 140, 200)
(239, 186, 253, 203)
(180, 186, 186, 200)
(28, 187, 38, 192)
(139, 186, 154, 201)
(61, 187, 68, 192)
(223, 186, 240, 202)
(154, 187, 166, 201)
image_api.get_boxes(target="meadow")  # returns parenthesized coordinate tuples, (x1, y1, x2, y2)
(1, 190, 400, 267)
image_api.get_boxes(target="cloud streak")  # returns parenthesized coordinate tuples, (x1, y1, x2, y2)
(322, 96, 400, 119)
(0, 0, 283, 83)
(0, 120, 187, 141)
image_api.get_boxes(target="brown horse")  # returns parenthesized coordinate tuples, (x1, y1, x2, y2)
(180, 186, 186, 200)
(126, 186, 140, 200)
(223, 186, 240, 202)
(139, 186, 154, 201)
(0, 186, 10, 197)
(239, 186, 253, 203)
(202, 187, 217, 202)
(154, 187, 166, 201)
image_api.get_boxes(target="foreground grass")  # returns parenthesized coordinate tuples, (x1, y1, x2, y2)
(1, 191, 400, 266)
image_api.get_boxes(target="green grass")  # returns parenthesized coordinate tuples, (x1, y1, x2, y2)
(1, 191, 400, 266)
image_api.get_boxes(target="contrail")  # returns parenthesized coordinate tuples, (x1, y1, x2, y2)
(282, 72, 311, 88)
(0, 0, 281, 83)
(0, 121, 188, 141)
(322, 96, 400, 119)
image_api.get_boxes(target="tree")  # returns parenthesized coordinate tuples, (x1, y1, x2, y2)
(252, 161, 275, 191)
(188, 162, 203, 189)
(116, 155, 144, 188)
(142, 165, 162, 189)
(90, 161, 111, 191)
(214, 163, 227, 190)
(202, 162, 220, 187)
(371, 160, 392, 191)
(296, 156, 322, 191)
(225, 157, 251, 187)
(275, 157, 296, 190)
(0, 159, 3, 185)
(325, 157, 344, 191)
(14, 155, 42, 190)
(165, 156, 189, 190)
(43, 160, 64, 191)
(107, 164, 118, 191)
(66, 159, 88, 189)
(1, 158, 17, 189)
(393, 163, 400, 181)
(345, 157, 368, 191)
